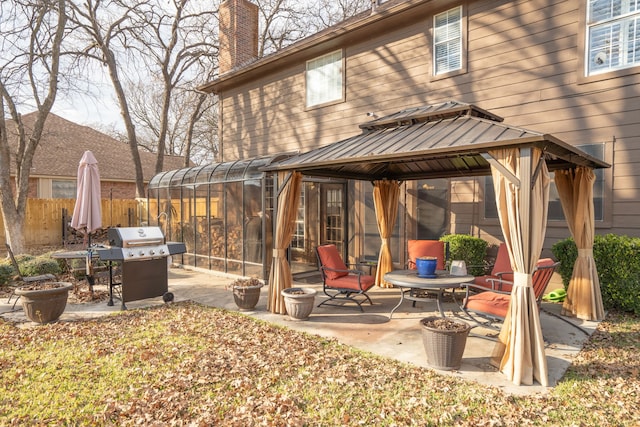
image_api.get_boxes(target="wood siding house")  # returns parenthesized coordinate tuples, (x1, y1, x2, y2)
(199, 0, 639, 273)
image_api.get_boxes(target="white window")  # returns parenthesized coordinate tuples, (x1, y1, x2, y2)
(306, 50, 343, 108)
(434, 6, 462, 75)
(587, 0, 640, 75)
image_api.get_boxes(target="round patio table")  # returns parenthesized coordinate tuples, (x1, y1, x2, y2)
(384, 269, 474, 319)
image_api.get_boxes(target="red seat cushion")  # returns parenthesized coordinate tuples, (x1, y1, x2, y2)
(317, 244, 349, 280)
(326, 274, 375, 291)
(407, 240, 445, 270)
(464, 291, 510, 319)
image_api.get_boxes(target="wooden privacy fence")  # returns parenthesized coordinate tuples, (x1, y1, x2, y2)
(0, 198, 147, 249)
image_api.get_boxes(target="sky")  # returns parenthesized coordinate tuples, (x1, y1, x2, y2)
(51, 64, 125, 133)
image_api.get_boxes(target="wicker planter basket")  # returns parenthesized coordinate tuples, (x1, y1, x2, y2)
(15, 282, 73, 324)
(420, 316, 471, 371)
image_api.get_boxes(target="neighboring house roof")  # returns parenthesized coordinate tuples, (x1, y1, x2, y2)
(11, 112, 186, 182)
(199, 0, 425, 93)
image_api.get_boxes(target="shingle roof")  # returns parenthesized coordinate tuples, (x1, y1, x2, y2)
(11, 113, 186, 182)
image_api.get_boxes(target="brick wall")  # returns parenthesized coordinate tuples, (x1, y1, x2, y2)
(219, 0, 259, 74)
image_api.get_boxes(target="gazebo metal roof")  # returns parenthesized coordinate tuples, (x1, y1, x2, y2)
(264, 101, 610, 180)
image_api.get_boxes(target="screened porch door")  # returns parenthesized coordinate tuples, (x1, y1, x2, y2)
(290, 181, 346, 275)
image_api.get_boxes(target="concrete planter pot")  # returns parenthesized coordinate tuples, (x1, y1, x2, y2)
(15, 282, 73, 324)
(420, 316, 471, 371)
(232, 284, 262, 310)
(281, 287, 317, 321)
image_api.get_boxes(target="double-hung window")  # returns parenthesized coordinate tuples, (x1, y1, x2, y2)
(306, 50, 343, 108)
(586, 0, 640, 75)
(434, 6, 463, 75)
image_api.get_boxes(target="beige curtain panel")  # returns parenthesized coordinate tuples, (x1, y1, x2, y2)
(268, 171, 303, 314)
(555, 167, 605, 321)
(373, 179, 400, 287)
(488, 147, 550, 386)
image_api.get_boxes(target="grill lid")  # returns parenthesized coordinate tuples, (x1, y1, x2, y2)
(108, 226, 165, 248)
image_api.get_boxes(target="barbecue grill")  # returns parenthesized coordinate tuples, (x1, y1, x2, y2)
(97, 226, 186, 309)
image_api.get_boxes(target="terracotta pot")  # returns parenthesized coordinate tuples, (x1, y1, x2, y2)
(281, 287, 317, 321)
(15, 282, 73, 324)
(420, 316, 471, 370)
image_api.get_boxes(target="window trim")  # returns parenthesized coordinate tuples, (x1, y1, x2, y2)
(430, 4, 467, 81)
(304, 49, 345, 110)
(577, 0, 640, 84)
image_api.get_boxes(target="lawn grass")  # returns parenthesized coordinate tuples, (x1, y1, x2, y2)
(0, 302, 638, 426)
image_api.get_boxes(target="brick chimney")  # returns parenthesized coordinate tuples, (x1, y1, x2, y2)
(219, 0, 259, 75)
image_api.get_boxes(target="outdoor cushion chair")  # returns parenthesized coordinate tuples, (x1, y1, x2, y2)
(406, 240, 449, 304)
(5, 243, 57, 309)
(315, 244, 375, 311)
(407, 240, 448, 271)
(461, 258, 559, 324)
(470, 242, 515, 292)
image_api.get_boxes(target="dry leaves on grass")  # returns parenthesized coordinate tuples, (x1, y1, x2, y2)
(0, 302, 638, 426)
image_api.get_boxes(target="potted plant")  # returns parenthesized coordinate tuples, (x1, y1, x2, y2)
(415, 256, 438, 278)
(281, 287, 317, 321)
(15, 281, 73, 324)
(420, 316, 471, 370)
(228, 277, 263, 310)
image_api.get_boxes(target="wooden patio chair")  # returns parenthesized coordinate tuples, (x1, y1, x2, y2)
(315, 244, 375, 312)
(461, 258, 559, 325)
(470, 242, 514, 292)
(5, 243, 57, 309)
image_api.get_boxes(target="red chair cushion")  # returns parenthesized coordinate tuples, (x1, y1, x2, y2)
(326, 274, 375, 291)
(465, 291, 510, 319)
(407, 240, 445, 270)
(317, 244, 349, 280)
(491, 243, 513, 279)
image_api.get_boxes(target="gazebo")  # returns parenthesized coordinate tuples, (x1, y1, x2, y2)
(263, 101, 610, 387)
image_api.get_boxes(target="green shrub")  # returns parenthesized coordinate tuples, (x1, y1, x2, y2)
(22, 255, 63, 277)
(551, 234, 640, 315)
(440, 234, 488, 276)
(0, 263, 14, 286)
(0, 253, 63, 285)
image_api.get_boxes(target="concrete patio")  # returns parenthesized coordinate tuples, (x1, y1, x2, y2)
(0, 266, 601, 396)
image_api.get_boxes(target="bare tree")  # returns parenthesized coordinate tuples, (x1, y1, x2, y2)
(121, 0, 218, 173)
(66, 0, 148, 197)
(302, 0, 372, 33)
(0, 0, 68, 254)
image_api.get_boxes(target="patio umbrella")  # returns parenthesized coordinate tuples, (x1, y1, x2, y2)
(70, 151, 102, 289)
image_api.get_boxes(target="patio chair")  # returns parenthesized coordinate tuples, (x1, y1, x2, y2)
(407, 240, 448, 271)
(470, 243, 514, 292)
(406, 240, 449, 304)
(5, 243, 57, 309)
(461, 258, 559, 325)
(315, 244, 375, 312)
